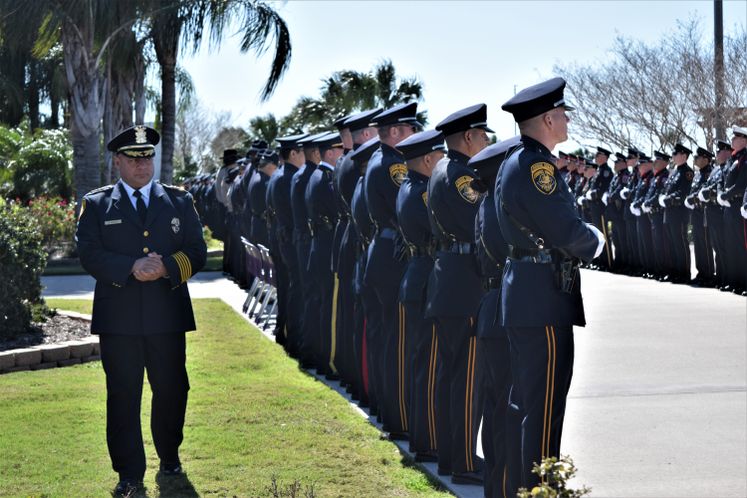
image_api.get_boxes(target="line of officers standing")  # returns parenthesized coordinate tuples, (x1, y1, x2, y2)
(554, 130, 747, 295)
(183, 80, 747, 496)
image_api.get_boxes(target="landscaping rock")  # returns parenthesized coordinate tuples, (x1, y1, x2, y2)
(67, 341, 94, 359)
(13, 348, 42, 367)
(58, 358, 81, 367)
(0, 351, 15, 370)
(81, 354, 101, 363)
(33, 344, 71, 363)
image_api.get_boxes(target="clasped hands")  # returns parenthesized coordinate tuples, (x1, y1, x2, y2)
(132, 252, 168, 281)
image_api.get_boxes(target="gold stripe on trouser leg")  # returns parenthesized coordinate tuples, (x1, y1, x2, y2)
(398, 303, 408, 430)
(601, 215, 613, 267)
(328, 273, 339, 374)
(541, 326, 551, 469)
(465, 332, 476, 472)
(502, 466, 508, 498)
(428, 326, 438, 449)
(545, 326, 556, 458)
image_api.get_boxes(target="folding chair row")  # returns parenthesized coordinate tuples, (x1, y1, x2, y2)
(241, 237, 278, 330)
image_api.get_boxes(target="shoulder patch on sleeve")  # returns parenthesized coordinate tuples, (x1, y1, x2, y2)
(530, 162, 557, 195)
(78, 198, 86, 221)
(421, 191, 428, 206)
(389, 163, 408, 187)
(455, 175, 480, 204)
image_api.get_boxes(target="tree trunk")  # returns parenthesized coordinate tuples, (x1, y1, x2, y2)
(159, 60, 176, 184)
(27, 60, 40, 130)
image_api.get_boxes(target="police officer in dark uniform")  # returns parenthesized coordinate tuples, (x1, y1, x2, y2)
(290, 132, 327, 368)
(271, 134, 308, 358)
(586, 147, 614, 270)
(495, 78, 605, 490)
(699, 140, 731, 289)
(426, 103, 492, 484)
(350, 136, 382, 413)
(394, 129, 446, 462)
(364, 102, 421, 438)
(604, 152, 632, 273)
(468, 136, 523, 497)
(659, 143, 694, 284)
(718, 126, 747, 295)
(248, 150, 277, 248)
(630, 155, 655, 277)
(306, 132, 345, 378)
(620, 147, 641, 275)
(335, 109, 382, 400)
(76, 125, 207, 496)
(642, 151, 671, 280)
(685, 146, 715, 286)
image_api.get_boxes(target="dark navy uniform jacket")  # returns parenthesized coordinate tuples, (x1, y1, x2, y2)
(425, 150, 484, 319)
(77, 181, 207, 336)
(587, 163, 613, 202)
(351, 177, 374, 293)
(475, 189, 510, 338)
(270, 163, 299, 246)
(495, 136, 598, 328)
(265, 168, 282, 247)
(331, 150, 352, 274)
(336, 147, 363, 280)
(662, 163, 694, 223)
(396, 169, 433, 304)
(305, 162, 339, 277)
(631, 170, 652, 211)
(643, 168, 669, 214)
(247, 169, 271, 247)
(606, 168, 632, 220)
(701, 163, 725, 225)
(290, 160, 317, 241)
(720, 148, 747, 207)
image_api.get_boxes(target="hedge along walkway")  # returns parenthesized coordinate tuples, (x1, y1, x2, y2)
(0, 298, 450, 498)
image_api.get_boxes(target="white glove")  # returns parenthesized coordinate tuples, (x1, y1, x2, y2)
(684, 197, 694, 210)
(718, 193, 730, 207)
(585, 190, 593, 200)
(632, 205, 641, 216)
(585, 223, 606, 259)
(642, 204, 651, 214)
(741, 204, 747, 219)
(576, 197, 584, 206)
(602, 192, 609, 206)
(620, 188, 630, 200)
(658, 194, 667, 208)
(697, 190, 707, 203)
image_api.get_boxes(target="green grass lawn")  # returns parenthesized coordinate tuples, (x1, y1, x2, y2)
(0, 299, 448, 498)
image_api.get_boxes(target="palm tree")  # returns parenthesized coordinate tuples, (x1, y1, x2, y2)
(149, 0, 292, 184)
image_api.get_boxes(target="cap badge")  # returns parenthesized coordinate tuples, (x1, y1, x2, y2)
(530, 162, 557, 195)
(171, 217, 180, 233)
(134, 126, 147, 144)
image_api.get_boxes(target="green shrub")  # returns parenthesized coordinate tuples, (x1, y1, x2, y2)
(10, 128, 72, 201)
(0, 202, 48, 339)
(517, 455, 591, 498)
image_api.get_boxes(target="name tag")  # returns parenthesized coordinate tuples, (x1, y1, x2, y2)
(104, 219, 122, 226)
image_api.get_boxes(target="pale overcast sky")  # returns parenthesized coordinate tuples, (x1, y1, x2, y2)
(180, 0, 747, 150)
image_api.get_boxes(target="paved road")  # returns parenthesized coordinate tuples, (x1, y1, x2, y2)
(42, 270, 747, 497)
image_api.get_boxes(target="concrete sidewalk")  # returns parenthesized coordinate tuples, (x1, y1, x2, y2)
(42, 270, 747, 497)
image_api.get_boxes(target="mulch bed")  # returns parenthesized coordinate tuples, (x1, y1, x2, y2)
(0, 315, 91, 352)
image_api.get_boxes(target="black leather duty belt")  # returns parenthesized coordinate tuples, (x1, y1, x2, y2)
(508, 246, 554, 263)
(483, 276, 501, 290)
(408, 246, 431, 257)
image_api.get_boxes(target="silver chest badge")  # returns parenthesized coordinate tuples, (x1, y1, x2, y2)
(171, 217, 180, 233)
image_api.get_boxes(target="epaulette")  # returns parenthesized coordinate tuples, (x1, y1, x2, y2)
(160, 182, 186, 192)
(85, 185, 114, 196)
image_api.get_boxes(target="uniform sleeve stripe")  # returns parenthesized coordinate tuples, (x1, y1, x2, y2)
(174, 251, 193, 283)
(173, 253, 187, 283)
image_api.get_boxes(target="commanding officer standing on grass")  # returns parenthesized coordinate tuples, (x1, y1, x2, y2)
(495, 79, 605, 490)
(76, 125, 207, 497)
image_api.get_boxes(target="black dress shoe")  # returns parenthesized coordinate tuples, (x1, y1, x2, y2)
(437, 466, 452, 476)
(159, 461, 183, 476)
(114, 478, 143, 496)
(384, 430, 409, 441)
(451, 469, 484, 485)
(414, 451, 438, 462)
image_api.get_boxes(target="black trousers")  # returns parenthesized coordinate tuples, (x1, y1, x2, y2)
(665, 210, 690, 281)
(295, 238, 317, 366)
(590, 203, 613, 270)
(506, 326, 573, 490)
(705, 208, 727, 286)
(433, 317, 483, 475)
(650, 213, 670, 277)
(99, 333, 189, 480)
(403, 299, 437, 454)
(279, 239, 303, 355)
(636, 215, 654, 274)
(690, 210, 714, 281)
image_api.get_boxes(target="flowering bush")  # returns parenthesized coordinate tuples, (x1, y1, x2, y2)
(25, 197, 77, 256)
(517, 455, 591, 498)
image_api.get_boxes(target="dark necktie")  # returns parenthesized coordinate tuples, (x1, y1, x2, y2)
(133, 189, 147, 223)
